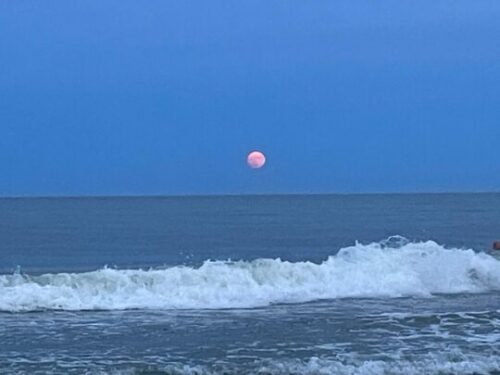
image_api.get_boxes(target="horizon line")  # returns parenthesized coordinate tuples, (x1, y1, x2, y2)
(1, 190, 499, 200)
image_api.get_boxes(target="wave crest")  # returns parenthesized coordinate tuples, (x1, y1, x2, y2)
(1, 239, 500, 312)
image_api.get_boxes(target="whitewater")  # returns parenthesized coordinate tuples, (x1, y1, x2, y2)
(2, 240, 500, 312)
(2, 195, 500, 374)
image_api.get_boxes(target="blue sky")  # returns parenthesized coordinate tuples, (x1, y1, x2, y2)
(1, 0, 499, 196)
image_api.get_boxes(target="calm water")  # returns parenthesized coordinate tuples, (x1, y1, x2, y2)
(1, 194, 499, 374)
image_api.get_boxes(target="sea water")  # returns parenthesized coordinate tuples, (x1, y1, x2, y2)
(0, 194, 499, 374)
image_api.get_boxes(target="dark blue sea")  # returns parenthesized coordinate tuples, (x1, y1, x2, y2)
(1, 194, 499, 374)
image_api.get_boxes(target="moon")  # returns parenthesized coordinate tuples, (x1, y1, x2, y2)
(247, 151, 266, 169)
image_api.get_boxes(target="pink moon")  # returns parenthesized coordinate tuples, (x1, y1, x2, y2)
(247, 151, 266, 169)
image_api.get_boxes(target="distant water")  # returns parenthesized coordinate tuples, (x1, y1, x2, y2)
(1, 194, 499, 374)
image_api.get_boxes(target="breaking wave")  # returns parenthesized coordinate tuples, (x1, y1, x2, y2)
(59, 354, 500, 375)
(1, 239, 500, 312)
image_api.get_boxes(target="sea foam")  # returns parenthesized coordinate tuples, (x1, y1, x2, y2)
(92, 353, 500, 375)
(1, 240, 499, 312)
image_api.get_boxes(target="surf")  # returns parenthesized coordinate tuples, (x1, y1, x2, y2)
(1, 239, 500, 312)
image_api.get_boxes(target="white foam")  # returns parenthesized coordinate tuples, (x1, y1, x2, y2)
(1, 240, 500, 312)
(255, 354, 500, 375)
(103, 353, 500, 375)
(259, 355, 500, 375)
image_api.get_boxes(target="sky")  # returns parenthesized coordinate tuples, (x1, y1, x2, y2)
(1, 0, 500, 196)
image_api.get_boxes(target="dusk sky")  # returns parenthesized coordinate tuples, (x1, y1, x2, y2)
(1, 0, 500, 196)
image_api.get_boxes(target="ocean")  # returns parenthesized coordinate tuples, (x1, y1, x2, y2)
(0, 194, 499, 374)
